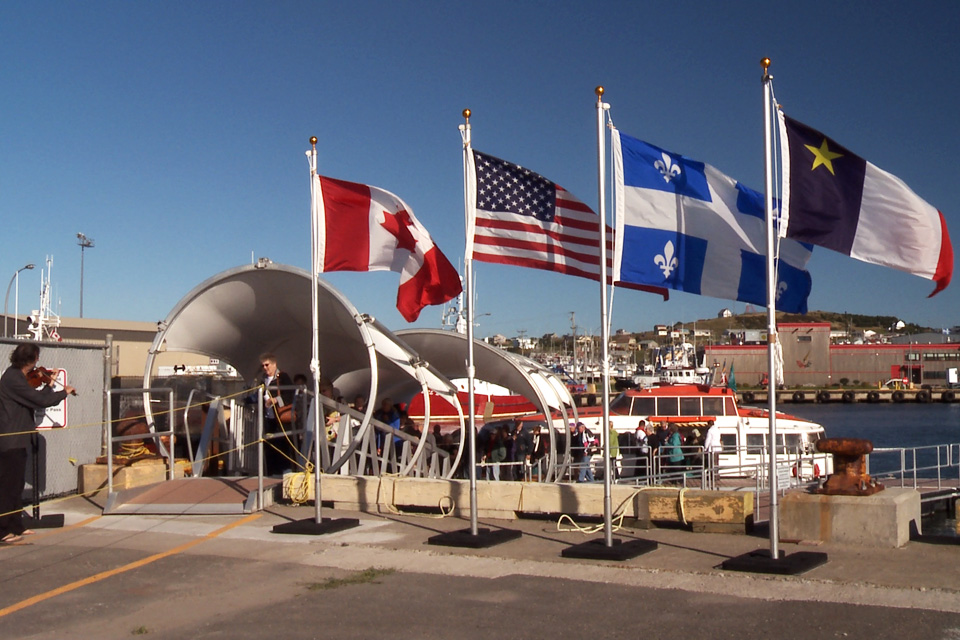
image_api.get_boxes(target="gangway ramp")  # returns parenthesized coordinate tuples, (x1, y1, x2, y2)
(103, 476, 282, 515)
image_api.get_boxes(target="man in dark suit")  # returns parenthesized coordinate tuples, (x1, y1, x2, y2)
(259, 352, 293, 476)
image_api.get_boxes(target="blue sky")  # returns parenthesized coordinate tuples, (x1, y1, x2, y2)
(2, 1, 958, 339)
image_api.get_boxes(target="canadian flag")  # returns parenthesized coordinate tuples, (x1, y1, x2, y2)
(314, 175, 463, 322)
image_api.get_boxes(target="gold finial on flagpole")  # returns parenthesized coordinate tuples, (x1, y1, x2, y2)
(310, 136, 317, 148)
(761, 57, 772, 79)
(595, 86, 604, 98)
(462, 109, 471, 123)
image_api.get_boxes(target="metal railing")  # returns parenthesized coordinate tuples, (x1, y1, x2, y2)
(105, 387, 176, 496)
(317, 397, 453, 479)
(868, 443, 960, 491)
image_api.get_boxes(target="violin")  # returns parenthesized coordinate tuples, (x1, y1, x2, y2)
(27, 366, 77, 395)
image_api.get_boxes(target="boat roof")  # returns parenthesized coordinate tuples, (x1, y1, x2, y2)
(621, 384, 735, 397)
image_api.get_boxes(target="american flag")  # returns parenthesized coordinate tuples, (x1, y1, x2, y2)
(469, 149, 608, 280)
(468, 150, 668, 298)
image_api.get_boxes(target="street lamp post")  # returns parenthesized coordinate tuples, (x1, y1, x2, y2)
(4, 264, 35, 338)
(77, 232, 95, 318)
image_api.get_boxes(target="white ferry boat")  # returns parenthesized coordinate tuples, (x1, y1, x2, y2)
(568, 383, 831, 479)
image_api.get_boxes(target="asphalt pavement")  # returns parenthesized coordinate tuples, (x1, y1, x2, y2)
(1, 495, 960, 639)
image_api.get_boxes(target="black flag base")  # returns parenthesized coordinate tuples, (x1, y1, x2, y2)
(22, 512, 65, 529)
(271, 517, 360, 536)
(561, 537, 658, 561)
(427, 527, 522, 549)
(721, 548, 828, 575)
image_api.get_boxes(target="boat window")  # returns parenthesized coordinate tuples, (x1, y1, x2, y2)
(610, 394, 632, 413)
(656, 397, 680, 416)
(701, 397, 723, 416)
(720, 433, 737, 452)
(679, 397, 701, 415)
(746, 433, 765, 454)
(724, 397, 736, 415)
(784, 434, 802, 453)
(631, 397, 655, 416)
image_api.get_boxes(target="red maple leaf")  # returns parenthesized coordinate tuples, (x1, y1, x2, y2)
(380, 209, 418, 253)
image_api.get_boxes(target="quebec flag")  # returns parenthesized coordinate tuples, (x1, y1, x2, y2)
(612, 129, 813, 313)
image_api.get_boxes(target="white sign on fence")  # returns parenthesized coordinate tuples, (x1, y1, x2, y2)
(37, 368, 68, 429)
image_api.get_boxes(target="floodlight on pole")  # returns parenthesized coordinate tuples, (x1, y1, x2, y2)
(77, 232, 94, 318)
(4, 263, 35, 338)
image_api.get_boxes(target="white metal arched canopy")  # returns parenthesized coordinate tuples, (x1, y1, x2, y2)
(142, 263, 575, 480)
(143, 262, 457, 410)
(396, 329, 576, 413)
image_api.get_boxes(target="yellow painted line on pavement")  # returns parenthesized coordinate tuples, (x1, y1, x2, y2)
(0, 513, 262, 619)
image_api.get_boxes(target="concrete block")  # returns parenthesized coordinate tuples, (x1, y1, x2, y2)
(280, 474, 380, 510)
(474, 480, 523, 518)
(643, 489, 753, 533)
(779, 488, 921, 548)
(514, 483, 642, 519)
(280, 475, 747, 533)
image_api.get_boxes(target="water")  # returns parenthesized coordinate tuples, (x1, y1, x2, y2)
(785, 402, 960, 449)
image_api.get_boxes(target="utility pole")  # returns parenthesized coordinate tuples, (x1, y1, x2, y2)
(77, 232, 95, 318)
(569, 311, 577, 380)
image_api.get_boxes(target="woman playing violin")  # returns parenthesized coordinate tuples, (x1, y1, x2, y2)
(0, 343, 75, 543)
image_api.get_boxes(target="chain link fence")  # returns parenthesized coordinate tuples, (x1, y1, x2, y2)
(0, 339, 107, 499)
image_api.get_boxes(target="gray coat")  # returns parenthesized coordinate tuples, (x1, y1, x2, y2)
(0, 366, 68, 451)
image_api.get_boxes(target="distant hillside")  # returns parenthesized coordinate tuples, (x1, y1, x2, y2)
(629, 311, 933, 341)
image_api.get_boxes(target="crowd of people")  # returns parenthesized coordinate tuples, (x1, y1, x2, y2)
(568, 418, 722, 483)
(252, 353, 723, 484)
(476, 419, 548, 481)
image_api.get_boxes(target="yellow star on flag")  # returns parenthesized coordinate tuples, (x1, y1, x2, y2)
(804, 139, 843, 175)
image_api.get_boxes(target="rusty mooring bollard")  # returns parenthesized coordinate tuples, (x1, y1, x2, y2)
(815, 438, 885, 496)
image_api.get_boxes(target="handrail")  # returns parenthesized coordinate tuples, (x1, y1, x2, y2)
(106, 387, 176, 496)
(868, 443, 960, 490)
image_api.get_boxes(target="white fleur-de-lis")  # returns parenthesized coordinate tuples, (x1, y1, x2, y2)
(654, 241, 679, 277)
(776, 281, 788, 300)
(653, 152, 681, 183)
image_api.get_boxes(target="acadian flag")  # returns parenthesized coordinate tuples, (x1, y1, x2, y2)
(612, 128, 813, 313)
(778, 113, 954, 296)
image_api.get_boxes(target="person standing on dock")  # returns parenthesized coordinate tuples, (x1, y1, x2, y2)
(662, 425, 685, 479)
(702, 420, 721, 469)
(573, 422, 594, 482)
(259, 353, 293, 476)
(607, 421, 620, 480)
(0, 343, 74, 543)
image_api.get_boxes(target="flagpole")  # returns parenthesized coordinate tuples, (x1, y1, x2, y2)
(309, 136, 324, 526)
(428, 110, 521, 548)
(271, 139, 361, 536)
(595, 87, 613, 547)
(718, 59, 825, 572)
(461, 109, 479, 537)
(761, 58, 780, 559)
